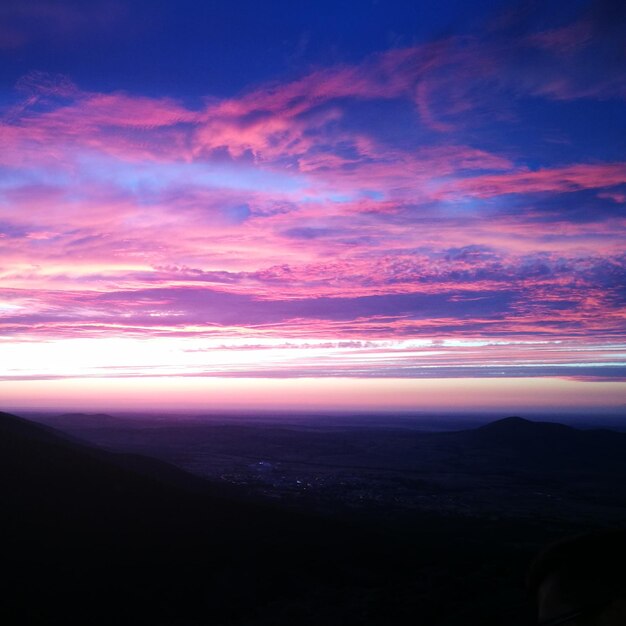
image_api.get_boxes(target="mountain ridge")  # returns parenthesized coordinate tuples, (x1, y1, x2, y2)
(0, 409, 399, 625)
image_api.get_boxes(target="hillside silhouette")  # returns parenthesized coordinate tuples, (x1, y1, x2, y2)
(1, 410, 401, 625)
(3, 410, 622, 625)
(447, 415, 626, 471)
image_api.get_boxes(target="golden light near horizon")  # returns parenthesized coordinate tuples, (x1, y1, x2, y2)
(1, 334, 625, 412)
(2, 376, 625, 414)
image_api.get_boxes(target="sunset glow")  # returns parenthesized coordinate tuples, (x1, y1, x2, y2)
(1, 0, 625, 412)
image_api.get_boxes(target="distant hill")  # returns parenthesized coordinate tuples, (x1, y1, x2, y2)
(478, 415, 571, 435)
(58, 411, 119, 420)
(33, 411, 132, 429)
(476, 415, 601, 439)
(453, 415, 626, 473)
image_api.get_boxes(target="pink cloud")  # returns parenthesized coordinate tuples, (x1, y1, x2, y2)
(438, 163, 626, 199)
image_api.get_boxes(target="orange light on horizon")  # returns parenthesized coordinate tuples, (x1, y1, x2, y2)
(1, 376, 625, 414)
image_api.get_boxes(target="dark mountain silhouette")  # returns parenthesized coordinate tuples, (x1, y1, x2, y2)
(476, 415, 591, 440)
(58, 411, 120, 421)
(0, 410, 231, 496)
(36, 411, 131, 429)
(478, 415, 569, 435)
(0, 410, 406, 626)
(4, 410, 619, 625)
(452, 415, 626, 473)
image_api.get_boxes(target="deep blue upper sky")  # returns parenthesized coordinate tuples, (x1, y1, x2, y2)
(0, 0, 591, 99)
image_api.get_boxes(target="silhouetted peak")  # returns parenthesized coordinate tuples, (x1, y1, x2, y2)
(488, 416, 529, 426)
(38, 412, 129, 430)
(476, 416, 581, 438)
(0, 410, 21, 420)
(58, 413, 115, 419)
(478, 416, 536, 432)
(0, 409, 78, 444)
(473, 416, 581, 448)
(0, 410, 39, 430)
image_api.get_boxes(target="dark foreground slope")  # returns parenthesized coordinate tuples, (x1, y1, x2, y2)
(1, 410, 398, 626)
(0, 411, 610, 626)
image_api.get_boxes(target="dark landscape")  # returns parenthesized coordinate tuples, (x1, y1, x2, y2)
(3, 410, 625, 625)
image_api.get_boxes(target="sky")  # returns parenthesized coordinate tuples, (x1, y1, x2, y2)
(1, 0, 625, 413)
